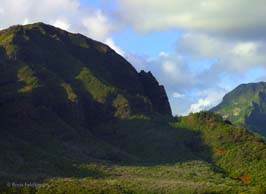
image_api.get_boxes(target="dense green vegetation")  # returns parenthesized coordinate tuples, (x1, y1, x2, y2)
(212, 82, 266, 135)
(0, 161, 250, 194)
(174, 112, 266, 185)
(17, 66, 40, 92)
(76, 67, 116, 102)
(2, 112, 266, 193)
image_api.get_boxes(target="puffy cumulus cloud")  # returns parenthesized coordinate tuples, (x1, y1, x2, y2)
(115, 0, 266, 39)
(0, 0, 79, 29)
(178, 32, 266, 73)
(188, 88, 227, 113)
(82, 10, 113, 41)
(189, 99, 211, 113)
(157, 52, 194, 88)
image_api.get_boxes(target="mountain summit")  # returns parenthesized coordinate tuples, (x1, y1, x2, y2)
(0, 22, 171, 126)
(212, 82, 266, 134)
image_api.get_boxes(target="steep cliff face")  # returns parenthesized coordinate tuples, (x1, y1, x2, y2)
(0, 23, 172, 131)
(139, 71, 172, 116)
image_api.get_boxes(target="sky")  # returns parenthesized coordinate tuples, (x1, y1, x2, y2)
(1, 0, 266, 115)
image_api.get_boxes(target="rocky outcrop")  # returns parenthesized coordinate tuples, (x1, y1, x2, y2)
(139, 70, 172, 116)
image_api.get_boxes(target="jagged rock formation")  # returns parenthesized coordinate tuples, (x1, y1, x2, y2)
(139, 70, 172, 116)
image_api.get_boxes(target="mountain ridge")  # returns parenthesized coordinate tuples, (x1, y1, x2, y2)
(0, 22, 172, 121)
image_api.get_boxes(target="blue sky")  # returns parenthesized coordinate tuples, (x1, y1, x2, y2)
(1, 0, 266, 115)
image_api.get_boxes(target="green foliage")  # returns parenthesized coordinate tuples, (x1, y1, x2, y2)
(0, 31, 18, 56)
(0, 161, 249, 194)
(112, 94, 130, 118)
(76, 67, 116, 102)
(0, 33, 14, 44)
(173, 112, 266, 186)
(17, 66, 40, 92)
(61, 83, 77, 101)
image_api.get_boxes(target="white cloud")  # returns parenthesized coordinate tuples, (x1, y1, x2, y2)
(81, 10, 112, 41)
(162, 61, 177, 74)
(115, 0, 266, 39)
(232, 42, 259, 56)
(53, 18, 70, 30)
(189, 99, 212, 113)
(178, 32, 266, 73)
(173, 92, 185, 98)
(0, 0, 79, 29)
(158, 53, 194, 87)
(105, 38, 125, 56)
(161, 60, 192, 84)
(188, 88, 227, 113)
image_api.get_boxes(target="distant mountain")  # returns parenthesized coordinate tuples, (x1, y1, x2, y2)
(212, 82, 266, 135)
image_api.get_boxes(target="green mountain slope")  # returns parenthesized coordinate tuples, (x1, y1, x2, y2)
(212, 82, 266, 135)
(0, 22, 172, 179)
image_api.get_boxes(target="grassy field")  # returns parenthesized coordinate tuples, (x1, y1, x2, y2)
(0, 161, 253, 194)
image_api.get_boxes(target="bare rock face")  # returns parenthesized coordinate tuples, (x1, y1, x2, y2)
(139, 70, 172, 116)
